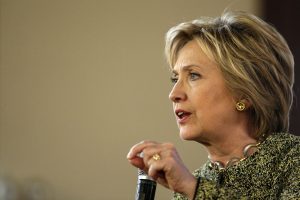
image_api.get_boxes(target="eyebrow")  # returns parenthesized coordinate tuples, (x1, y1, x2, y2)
(171, 64, 201, 74)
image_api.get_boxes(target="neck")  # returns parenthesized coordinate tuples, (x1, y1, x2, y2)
(204, 133, 258, 167)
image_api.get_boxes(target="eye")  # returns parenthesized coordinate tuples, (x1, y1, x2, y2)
(170, 76, 178, 83)
(189, 72, 201, 80)
(170, 73, 178, 83)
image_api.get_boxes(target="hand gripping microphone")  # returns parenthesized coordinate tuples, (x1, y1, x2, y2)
(135, 169, 157, 200)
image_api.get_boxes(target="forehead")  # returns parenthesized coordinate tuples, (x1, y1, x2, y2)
(173, 40, 217, 72)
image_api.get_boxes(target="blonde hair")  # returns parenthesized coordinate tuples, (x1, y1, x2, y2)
(165, 11, 294, 138)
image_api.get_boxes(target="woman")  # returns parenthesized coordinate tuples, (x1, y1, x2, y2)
(127, 11, 300, 199)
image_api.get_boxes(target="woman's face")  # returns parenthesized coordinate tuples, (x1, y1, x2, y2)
(169, 40, 240, 144)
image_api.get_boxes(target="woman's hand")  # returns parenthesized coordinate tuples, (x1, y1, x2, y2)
(127, 141, 197, 199)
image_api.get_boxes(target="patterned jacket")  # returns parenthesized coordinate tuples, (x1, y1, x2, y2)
(173, 132, 300, 199)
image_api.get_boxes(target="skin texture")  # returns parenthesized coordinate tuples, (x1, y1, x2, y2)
(170, 41, 239, 143)
(127, 40, 257, 199)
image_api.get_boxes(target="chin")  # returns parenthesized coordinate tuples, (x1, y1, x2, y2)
(179, 128, 200, 141)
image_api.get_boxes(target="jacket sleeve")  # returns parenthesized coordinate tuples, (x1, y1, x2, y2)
(172, 178, 219, 200)
(279, 144, 300, 199)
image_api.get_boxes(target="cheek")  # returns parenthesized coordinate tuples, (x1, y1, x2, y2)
(191, 87, 214, 107)
(192, 86, 234, 115)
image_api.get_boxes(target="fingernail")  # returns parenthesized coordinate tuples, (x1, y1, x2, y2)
(127, 152, 132, 159)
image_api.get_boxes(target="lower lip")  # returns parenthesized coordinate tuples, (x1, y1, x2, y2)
(177, 114, 191, 124)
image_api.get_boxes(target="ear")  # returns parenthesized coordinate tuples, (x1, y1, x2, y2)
(233, 93, 252, 109)
(236, 98, 252, 111)
(242, 98, 252, 108)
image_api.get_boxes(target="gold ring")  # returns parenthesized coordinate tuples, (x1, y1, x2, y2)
(152, 153, 161, 161)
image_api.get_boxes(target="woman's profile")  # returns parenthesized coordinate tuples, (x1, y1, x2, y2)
(127, 11, 300, 199)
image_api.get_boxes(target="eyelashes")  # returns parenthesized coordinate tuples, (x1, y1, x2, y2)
(170, 76, 178, 83)
(170, 72, 201, 83)
(189, 72, 201, 80)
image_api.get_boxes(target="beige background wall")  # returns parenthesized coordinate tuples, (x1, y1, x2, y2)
(0, 1, 261, 199)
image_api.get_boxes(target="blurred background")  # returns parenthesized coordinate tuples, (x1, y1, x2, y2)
(0, 0, 298, 199)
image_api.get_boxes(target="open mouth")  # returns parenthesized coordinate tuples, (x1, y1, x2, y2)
(176, 110, 191, 120)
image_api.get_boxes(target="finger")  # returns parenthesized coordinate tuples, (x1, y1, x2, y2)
(147, 159, 165, 181)
(128, 156, 146, 170)
(127, 140, 158, 159)
(142, 147, 162, 166)
(142, 143, 175, 171)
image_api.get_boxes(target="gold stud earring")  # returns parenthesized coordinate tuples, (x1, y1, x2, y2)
(236, 101, 246, 111)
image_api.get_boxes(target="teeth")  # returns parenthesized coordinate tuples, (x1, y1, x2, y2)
(177, 112, 184, 116)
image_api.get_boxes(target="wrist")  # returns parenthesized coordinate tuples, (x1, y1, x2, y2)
(184, 177, 199, 200)
(190, 177, 201, 200)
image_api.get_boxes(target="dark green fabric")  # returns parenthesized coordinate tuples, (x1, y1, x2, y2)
(173, 133, 300, 199)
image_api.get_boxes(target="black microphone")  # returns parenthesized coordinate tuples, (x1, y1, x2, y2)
(135, 169, 157, 200)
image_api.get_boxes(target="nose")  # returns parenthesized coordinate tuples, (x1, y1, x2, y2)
(169, 81, 187, 103)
